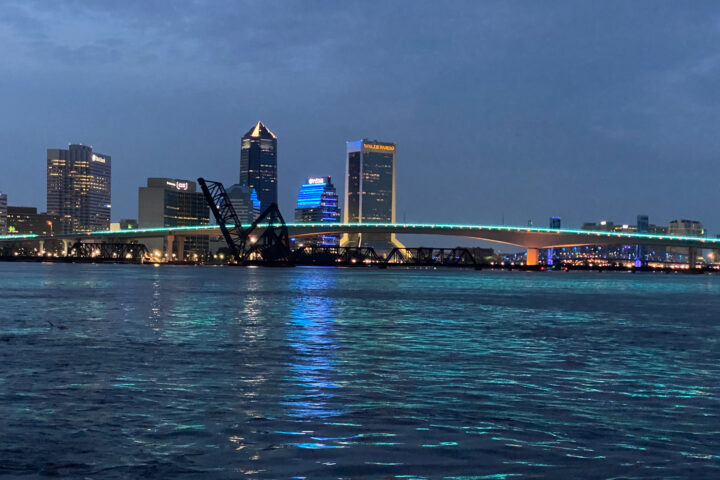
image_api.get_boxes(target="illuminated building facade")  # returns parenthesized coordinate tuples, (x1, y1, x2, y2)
(0, 193, 6, 235)
(547, 217, 561, 265)
(344, 139, 398, 248)
(47, 144, 111, 234)
(636, 214, 650, 265)
(138, 178, 209, 258)
(240, 121, 277, 212)
(6, 207, 59, 235)
(667, 219, 704, 256)
(226, 184, 261, 224)
(577, 217, 668, 262)
(294, 176, 341, 245)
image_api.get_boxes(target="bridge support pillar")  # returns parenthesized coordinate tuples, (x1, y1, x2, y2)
(166, 234, 175, 261)
(61, 239, 69, 256)
(176, 236, 185, 261)
(526, 248, 539, 266)
(38, 240, 44, 255)
(688, 247, 698, 270)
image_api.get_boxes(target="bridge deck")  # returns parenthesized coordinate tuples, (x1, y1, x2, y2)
(1, 223, 718, 250)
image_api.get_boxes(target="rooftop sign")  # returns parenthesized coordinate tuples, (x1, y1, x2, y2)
(363, 143, 395, 152)
(166, 181, 189, 191)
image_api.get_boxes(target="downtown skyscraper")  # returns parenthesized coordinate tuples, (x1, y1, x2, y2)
(295, 176, 341, 246)
(344, 139, 399, 248)
(138, 178, 209, 257)
(239, 121, 277, 212)
(47, 144, 111, 234)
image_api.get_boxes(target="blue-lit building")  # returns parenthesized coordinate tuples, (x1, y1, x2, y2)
(547, 217, 561, 265)
(294, 176, 340, 245)
(226, 183, 260, 224)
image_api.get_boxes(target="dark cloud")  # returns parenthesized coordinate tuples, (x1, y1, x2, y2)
(1, 0, 719, 240)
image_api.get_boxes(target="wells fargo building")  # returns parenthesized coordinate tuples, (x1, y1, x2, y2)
(344, 139, 399, 248)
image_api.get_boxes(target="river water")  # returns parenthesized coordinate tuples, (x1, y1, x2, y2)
(1, 263, 719, 478)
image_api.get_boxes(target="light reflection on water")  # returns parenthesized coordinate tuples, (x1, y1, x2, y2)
(286, 273, 343, 419)
(1, 263, 719, 478)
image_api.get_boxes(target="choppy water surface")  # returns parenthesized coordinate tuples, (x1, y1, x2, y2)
(1, 263, 719, 478)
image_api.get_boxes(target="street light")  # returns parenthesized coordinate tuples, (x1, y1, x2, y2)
(46, 220, 54, 236)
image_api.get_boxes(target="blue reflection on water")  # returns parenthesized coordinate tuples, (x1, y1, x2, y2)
(285, 272, 344, 418)
(1, 264, 720, 478)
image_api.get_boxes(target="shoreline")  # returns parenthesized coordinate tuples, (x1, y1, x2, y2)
(0, 256, 715, 274)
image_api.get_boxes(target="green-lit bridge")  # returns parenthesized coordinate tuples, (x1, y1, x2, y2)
(1, 222, 717, 266)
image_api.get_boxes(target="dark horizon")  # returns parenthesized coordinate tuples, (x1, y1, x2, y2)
(1, 1, 719, 234)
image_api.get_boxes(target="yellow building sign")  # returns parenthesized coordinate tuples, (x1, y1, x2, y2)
(363, 143, 395, 152)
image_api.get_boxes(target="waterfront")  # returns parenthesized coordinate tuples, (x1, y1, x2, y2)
(1, 264, 719, 478)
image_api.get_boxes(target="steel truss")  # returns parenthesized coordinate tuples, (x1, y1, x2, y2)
(197, 178, 245, 262)
(384, 247, 478, 267)
(292, 246, 382, 266)
(241, 203, 292, 264)
(70, 241, 148, 260)
(198, 178, 292, 264)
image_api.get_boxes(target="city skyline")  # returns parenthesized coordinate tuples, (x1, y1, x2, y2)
(1, 2, 720, 232)
(3, 5, 720, 478)
(0, 131, 715, 239)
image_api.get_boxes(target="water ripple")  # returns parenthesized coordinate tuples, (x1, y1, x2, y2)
(1, 264, 719, 477)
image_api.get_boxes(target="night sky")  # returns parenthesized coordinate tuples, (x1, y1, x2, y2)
(2, 1, 719, 235)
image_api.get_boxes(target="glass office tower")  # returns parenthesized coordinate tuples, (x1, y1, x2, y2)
(344, 139, 398, 248)
(240, 121, 277, 212)
(138, 178, 210, 257)
(295, 176, 341, 246)
(226, 183, 261, 224)
(47, 144, 111, 234)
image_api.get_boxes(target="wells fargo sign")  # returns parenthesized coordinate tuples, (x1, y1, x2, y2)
(363, 143, 395, 151)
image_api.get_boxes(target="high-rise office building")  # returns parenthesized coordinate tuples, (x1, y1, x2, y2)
(240, 121, 277, 212)
(0, 193, 7, 235)
(295, 176, 341, 245)
(47, 144, 111, 234)
(344, 139, 398, 248)
(138, 178, 209, 258)
(226, 184, 261, 224)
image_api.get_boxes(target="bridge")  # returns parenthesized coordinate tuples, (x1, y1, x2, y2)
(1, 222, 717, 267)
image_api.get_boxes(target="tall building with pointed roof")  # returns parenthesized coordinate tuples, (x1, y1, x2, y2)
(240, 121, 277, 212)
